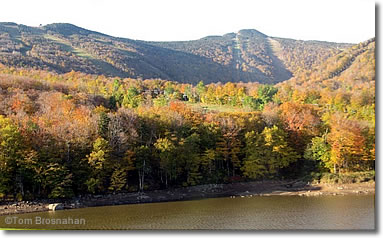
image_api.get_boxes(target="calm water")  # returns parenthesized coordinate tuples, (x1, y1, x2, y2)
(0, 195, 375, 230)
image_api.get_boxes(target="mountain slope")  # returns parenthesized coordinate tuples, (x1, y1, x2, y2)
(278, 38, 375, 90)
(0, 22, 354, 84)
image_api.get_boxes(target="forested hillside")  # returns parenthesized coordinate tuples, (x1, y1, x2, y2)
(0, 31, 375, 200)
(0, 22, 352, 85)
(0, 21, 374, 200)
(280, 38, 375, 88)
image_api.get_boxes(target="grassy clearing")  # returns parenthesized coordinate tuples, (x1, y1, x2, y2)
(268, 37, 283, 56)
(187, 102, 251, 113)
(72, 48, 93, 58)
(44, 34, 70, 46)
(45, 34, 125, 75)
(44, 34, 94, 59)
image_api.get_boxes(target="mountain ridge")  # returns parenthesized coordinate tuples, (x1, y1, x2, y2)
(0, 22, 355, 84)
(279, 37, 375, 89)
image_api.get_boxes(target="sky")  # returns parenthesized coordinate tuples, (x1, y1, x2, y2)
(0, 0, 375, 43)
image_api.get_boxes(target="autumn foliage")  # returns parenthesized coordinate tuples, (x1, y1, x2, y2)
(0, 52, 375, 200)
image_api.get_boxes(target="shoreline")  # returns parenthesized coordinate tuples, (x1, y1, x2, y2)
(0, 180, 375, 216)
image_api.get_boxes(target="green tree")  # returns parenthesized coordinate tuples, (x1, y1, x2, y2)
(85, 178, 100, 194)
(85, 137, 111, 193)
(153, 95, 168, 107)
(164, 84, 175, 98)
(242, 96, 258, 110)
(122, 86, 141, 108)
(0, 116, 24, 196)
(87, 137, 110, 170)
(196, 81, 206, 102)
(181, 133, 202, 186)
(256, 85, 278, 110)
(98, 111, 110, 139)
(263, 126, 299, 174)
(109, 79, 124, 108)
(154, 137, 176, 187)
(43, 163, 74, 199)
(201, 149, 216, 178)
(304, 135, 332, 172)
(109, 168, 127, 192)
(242, 131, 269, 179)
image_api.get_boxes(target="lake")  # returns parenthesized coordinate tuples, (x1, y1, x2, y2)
(0, 195, 375, 230)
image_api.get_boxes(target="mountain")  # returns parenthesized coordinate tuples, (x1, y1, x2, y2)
(0, 22, 353, 84)
(279, 37, 375, 90)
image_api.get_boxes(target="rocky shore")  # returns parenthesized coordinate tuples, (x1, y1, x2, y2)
(0, 180, 375, 216)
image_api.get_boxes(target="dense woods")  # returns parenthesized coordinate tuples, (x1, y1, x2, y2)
(0, 33, 375, 200)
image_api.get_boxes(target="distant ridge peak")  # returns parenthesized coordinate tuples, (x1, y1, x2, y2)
(0, 22, 18, 26)
(238, 29, 267, 38)
(202, 29, 267, 41)
(43, 23, 108, 37)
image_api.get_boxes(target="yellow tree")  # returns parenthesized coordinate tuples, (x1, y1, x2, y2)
(327, 114, 367, 173)
(242, 126, 298, 179)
